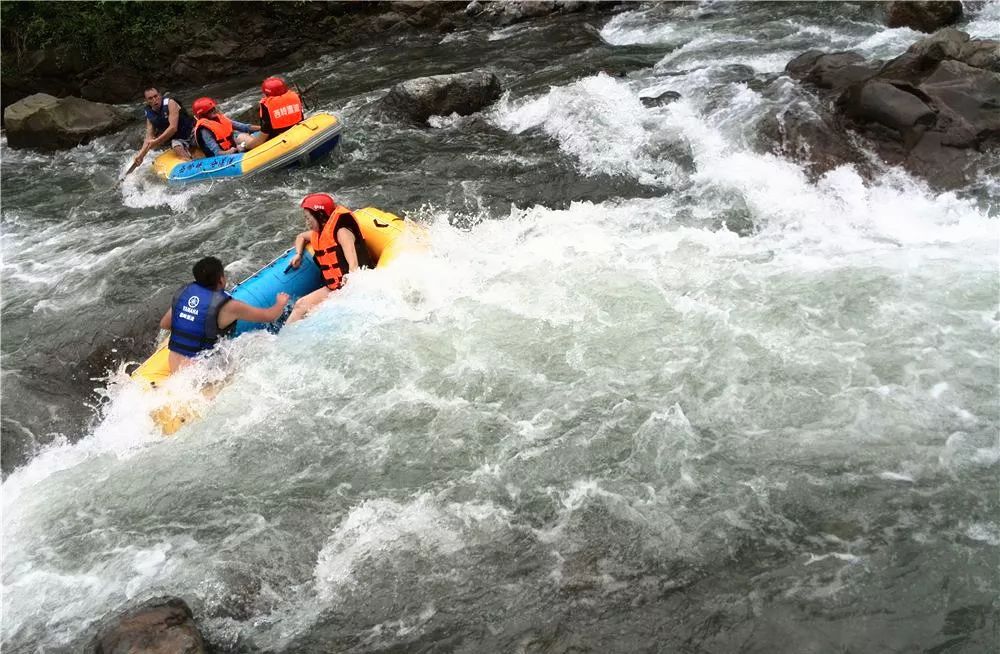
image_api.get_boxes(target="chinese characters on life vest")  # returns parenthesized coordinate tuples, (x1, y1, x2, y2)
(274, 104, 301, 119)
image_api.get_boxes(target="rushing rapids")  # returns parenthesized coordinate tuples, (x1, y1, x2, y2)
(2, 3, 997, 651)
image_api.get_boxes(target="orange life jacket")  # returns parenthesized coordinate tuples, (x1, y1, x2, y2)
(194, 113, 235, 151)
(260, 91, 303, 131)
(313, 206, 363, 291)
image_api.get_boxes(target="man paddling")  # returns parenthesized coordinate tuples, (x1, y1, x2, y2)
(159, 257, 289, 372)
(133, 86, 195, 168)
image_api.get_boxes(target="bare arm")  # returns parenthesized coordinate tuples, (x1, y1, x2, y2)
(289, 231, 313, 268)
(337, 227, 360, 271)
(159, 306, 172, 330)
(218, 294, 289, 326)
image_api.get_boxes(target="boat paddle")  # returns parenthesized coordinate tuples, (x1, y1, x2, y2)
(291, 80, 322, 113)
(115, 157, 143, 187)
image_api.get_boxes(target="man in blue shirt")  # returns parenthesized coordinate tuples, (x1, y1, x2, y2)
(133, 86, 195, 167)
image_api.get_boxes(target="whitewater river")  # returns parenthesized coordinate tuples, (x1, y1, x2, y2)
(2, 3, 998, 652)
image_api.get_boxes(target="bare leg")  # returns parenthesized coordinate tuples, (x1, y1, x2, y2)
(172, 143, 192, 161)
(241, 132, 270, 151)
(286, 287, 331, 324)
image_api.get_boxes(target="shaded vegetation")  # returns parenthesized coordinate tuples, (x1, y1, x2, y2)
(1, 1, 212, 70)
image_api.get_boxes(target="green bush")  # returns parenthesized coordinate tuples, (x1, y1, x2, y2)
(0, 1, 223, 72)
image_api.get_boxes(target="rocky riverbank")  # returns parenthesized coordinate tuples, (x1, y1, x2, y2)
(0, 1, 620, 112)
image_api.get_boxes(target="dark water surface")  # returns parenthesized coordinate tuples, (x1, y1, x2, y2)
(2, 3, 998, 652)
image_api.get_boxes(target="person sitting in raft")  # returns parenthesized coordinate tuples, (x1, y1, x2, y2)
(241, 76, 303, 150)
(159, 256, 289, 372)
(286, 193, 374, 324)
(191, 97, 261, 157)
(133, 86, 196, 166)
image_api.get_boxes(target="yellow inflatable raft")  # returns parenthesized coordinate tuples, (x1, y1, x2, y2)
(153, 112, 343, 184)
(133, 208, 423, 434)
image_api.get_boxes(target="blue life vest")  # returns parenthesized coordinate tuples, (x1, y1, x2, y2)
(168, 283, 233, 357)
(144, 95, 195, 140)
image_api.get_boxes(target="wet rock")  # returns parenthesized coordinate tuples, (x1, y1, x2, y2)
(3, 93, 131, 150)
(904, 27, 1000, 72)
(785, 50, 879, 91)
(885, 1, 962, 33)
(201, 563, 265, 622)
(89, 596, 206, 654)
(773, 29, 1000, 190)
(382, 70, 503, 124)
(641, 90, 681, 107)
(839, 80, 937, 134)
(756, 103, 870, 179)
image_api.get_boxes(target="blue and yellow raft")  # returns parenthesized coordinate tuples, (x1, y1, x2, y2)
(152, 112, 343, 184)
(132, 207, 423, 434)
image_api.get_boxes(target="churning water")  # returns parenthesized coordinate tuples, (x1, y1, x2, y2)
(2, 3, 997, 652)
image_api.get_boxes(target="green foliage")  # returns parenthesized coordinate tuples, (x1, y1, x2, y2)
(0, 1, 225, 71)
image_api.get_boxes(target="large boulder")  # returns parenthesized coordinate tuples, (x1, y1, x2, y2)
(3, 93, 131, 150)
(768, 29, 1000, 190)
(89, 596, 206, 654)
(885, 1, 963, 33)
(785, 50, 880, 91)
(381, 70, 503, 124)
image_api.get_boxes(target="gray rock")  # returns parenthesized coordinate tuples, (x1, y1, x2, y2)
(640, 90, 681, 108)
(773, 28, 1000, 189)
(785, 50, 879, 91)
(885, 1, 963, 33)
(920, 59, 1000, 145)
(89, 596, 206, 654)
(841, 80, 936, 134)
(382, 70, 503, 124)
(906, 28, 1000, 72)
(3, 93, 131, 150)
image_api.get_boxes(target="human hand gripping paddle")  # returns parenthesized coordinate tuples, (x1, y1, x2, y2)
(116, 141, 151, 187)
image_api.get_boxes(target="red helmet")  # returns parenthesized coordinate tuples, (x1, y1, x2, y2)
(261, 77, 288, 97)
(300, 193, 335, 218)
(192, 97, 217, 117)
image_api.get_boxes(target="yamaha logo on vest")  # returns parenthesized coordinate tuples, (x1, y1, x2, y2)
(188, 296, 200, 309)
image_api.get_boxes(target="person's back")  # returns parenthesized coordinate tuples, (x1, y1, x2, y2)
(160, 257, 288, 372)
(259, 77, 303, 137)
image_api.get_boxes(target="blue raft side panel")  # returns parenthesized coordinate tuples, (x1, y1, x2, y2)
(166, 132, 341, 184)
(229, 248, 325, 336)
(168, 153, 246, 183)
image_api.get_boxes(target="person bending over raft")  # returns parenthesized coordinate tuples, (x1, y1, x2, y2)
(159, 256, 289, 372)
(286, 193, 374, 324)
(134, 86, 196, 166)
(241, 76, 303, 151)
(191, 97, 261, 157)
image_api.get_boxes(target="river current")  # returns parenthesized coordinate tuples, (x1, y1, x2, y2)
(2, 3, 998, 652)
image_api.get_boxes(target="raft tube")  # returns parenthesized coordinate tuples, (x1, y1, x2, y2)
(132, 207, 423, 432)
(152, 113, 343, 184)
